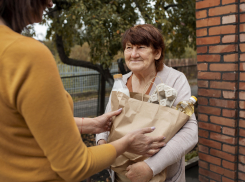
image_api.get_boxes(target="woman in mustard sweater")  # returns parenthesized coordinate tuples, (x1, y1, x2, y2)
(0, 1, 166, 181)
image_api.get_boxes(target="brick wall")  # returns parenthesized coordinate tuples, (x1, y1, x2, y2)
(196, 0, 245, 181)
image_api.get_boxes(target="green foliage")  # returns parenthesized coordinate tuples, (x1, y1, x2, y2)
(42, 40, 62, 64)
(43, 0, 196, 68)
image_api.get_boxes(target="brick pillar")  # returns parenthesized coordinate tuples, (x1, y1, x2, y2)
(196, 0, 245, 181)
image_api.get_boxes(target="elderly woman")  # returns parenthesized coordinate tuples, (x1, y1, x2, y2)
(96, 24, 198, 182)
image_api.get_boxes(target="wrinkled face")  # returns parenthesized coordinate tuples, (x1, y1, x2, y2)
(124, 42, 161, 74)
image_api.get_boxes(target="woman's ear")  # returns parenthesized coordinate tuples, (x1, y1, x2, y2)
(154, 48, 161, 60)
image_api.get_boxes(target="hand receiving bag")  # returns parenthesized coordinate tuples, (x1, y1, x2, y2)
(108, 89, 190, 182)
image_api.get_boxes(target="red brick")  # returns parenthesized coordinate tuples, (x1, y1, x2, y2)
(240, 72, 245, 81)
(197, 28, 208, 37)
(239, 155, 245, 163)
(199, 122, 222, 132)
(210, 164, 236, 179)
(199, 97, 209, 105)
(240, 110, 245, 119)
(198, 63, 208, 71)
(199, 138, 222, 150)
(196, 10, 207, 19)
(199, 160, 209, 169)
(239, 82, 245, 90)
(238, 163, 245, 172)
(223, 91, 236, 99)
(199, 129, 209, 138)
(240, 119, 245, 128)
(197, 46, 208, 53)
(199, 175, 209, 182)
(240, 13, 245, 23)
(199, 152, 222, 165)
(209, 25, 237, 35)
(223, 144, 237, 154)
(224, 53, 238, 62)
(223, 127, 236, 136)
(241, 53, 245, 61)
(196, 17, 221, 28)
(199, 167, 222, 181)
(222, 0, 238, 5)
(239, 137, 245, 146)
(198, 72, 221, 80)
(223, 109, 237, 118)
(197, 36, 220, 45)
(210, 116, 236, 127)
(197, 55, 221, 62)
(223, 160, 237, 170)
(210, 81, 237, 90)
(240, 63, 245, 71)
(199, 105, 221, 115)
(222, 15, 237, 24)
(196, 0, 221, 9)
(238, 172, 245, 181)
(199, 114, 209, 122)
(209, 44, 237, 53)
(240, 23, 245, 32)
(210, 64, 238, 71)
(240, 43, 245, 52)
(210, 132, 236, 144)
(222, 176, 235, 182)
(210, 98, 236, 109)
(240, 146, 245, 155)
(198, 89, 221, 97)
(198, 80, 209, 88)
(240, 92, 245, 100)
(222, 35, 237, 43)
(240, 34, 245, 43)
(222, 72, 238, 81)
(241, 3, 245, 11)
(199, 144, 209, 154)
(210, 148, 236, 162)
(209, 4, 237, 16)
(240, 128, 245, 137)
(240, 101, 245, 109)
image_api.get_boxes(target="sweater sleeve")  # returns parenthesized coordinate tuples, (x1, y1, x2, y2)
(4, 38, 117, 181)
(145, 73, 198, 176)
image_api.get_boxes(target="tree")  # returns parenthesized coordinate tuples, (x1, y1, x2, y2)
(43, 0, 196, 85)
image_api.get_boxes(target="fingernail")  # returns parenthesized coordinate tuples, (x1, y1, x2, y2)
(118, 108, 122, 111)
(163, 137, 166, 140)
(151, 126, 155, 130)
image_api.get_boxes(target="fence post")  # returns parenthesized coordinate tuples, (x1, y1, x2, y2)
(97, 74, 106, 116)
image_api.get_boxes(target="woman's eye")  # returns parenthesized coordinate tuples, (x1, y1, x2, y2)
(126, 47, 132, 49)
(139, 46, 145, 48)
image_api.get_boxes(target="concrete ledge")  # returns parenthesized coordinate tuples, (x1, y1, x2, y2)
(185, 156, 199, 170)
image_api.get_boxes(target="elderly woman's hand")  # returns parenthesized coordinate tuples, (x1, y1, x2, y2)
(125, 161, 153, 182)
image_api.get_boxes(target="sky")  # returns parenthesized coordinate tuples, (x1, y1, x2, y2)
(33, 23, 48, 40)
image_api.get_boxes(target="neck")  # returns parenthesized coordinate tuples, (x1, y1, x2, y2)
(132, 66, 157, 93)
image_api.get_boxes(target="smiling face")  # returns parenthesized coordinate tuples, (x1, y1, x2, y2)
(124, 42, 161, 74)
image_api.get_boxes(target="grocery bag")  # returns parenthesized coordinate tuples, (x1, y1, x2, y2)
(108, 91, 190, 182)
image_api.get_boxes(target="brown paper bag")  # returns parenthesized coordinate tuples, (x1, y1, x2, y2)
(108, 91, 190, 182)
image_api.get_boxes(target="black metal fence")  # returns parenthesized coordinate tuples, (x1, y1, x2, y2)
(61, 73, 118, 117)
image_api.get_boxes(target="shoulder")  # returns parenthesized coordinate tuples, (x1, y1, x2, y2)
(157, 65, 187, 85)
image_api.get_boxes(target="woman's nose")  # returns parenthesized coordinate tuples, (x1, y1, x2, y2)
(131, 48, 139, 58)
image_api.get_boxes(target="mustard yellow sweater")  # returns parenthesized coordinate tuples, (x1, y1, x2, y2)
(0, 25, 116, 182)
